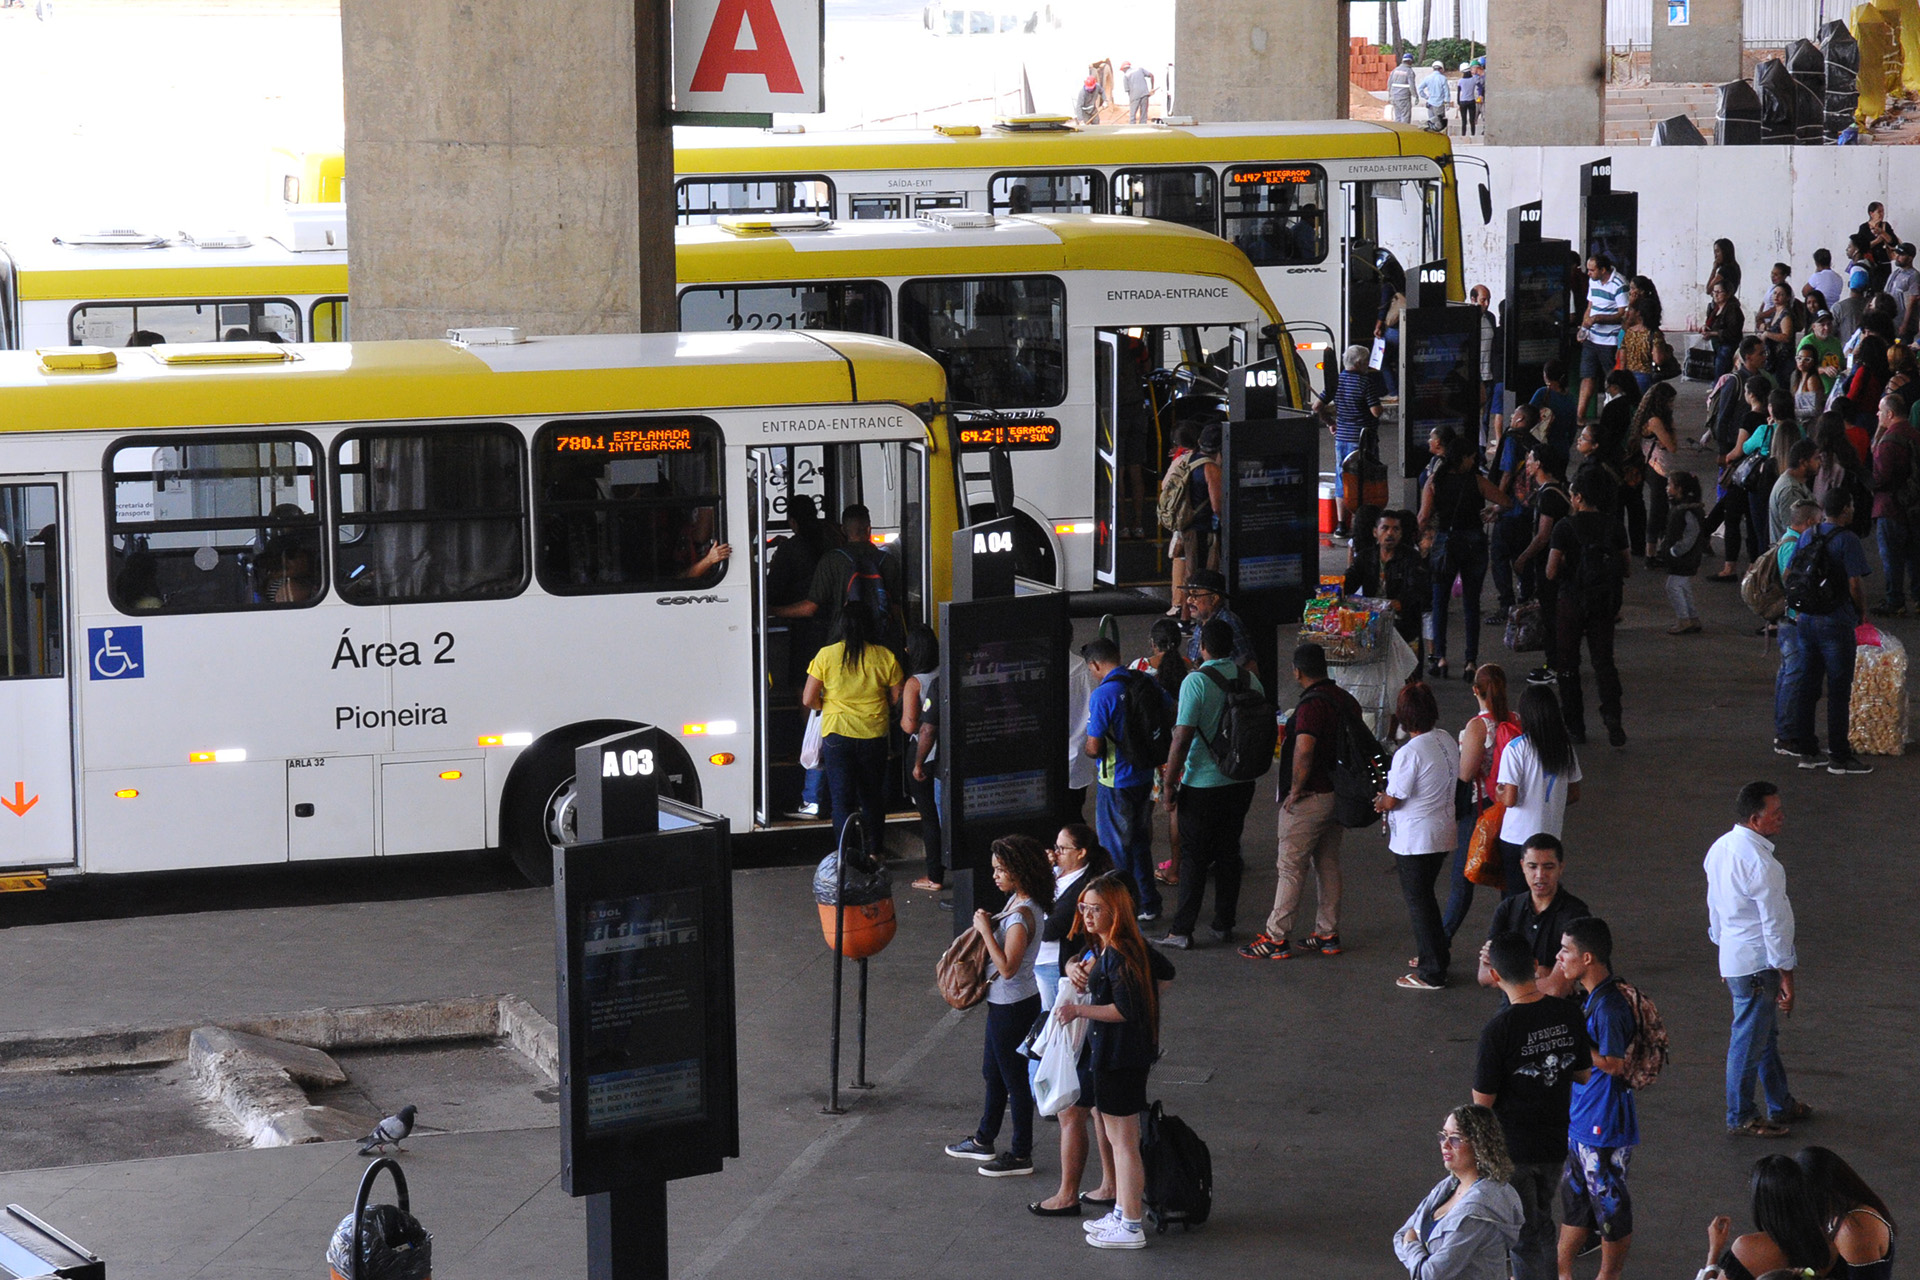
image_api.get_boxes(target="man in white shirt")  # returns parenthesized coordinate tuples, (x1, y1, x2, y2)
(1120, 60, 1154, 124)
(1703, 781, 1808, 1137)
(1388, 54, 1417, 124)
(1577, 254, 1629, 425)
(1803, 247, 1844, 313)
(1885, 242, 1920, 338)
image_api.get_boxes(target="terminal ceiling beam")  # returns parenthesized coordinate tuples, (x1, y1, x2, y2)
(1486, 0, 1606, 146)
(1172, 0, 1348, 122)
(340, 0, 677, 340)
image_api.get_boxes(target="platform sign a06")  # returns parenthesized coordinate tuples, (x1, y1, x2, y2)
(673, 0, 824, 115)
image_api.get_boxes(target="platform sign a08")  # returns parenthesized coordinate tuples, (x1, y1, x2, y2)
(673, 0, 824, 114)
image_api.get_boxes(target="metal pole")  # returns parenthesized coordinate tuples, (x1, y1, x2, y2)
(823, 812, 861, 1115)
(851, 957, 872, 1089)
(587, 1180, 668, 1280)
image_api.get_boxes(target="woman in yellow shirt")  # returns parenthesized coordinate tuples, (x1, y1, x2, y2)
(803, 603, 904, 862)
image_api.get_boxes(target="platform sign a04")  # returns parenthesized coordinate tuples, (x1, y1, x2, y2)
(673, 0, 824, 115)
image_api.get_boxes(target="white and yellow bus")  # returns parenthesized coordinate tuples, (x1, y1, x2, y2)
(0, 330, 953, 883)
(674, 120, 1486, 357)
(0, 219, 351, 352)
(676, 211, 1308, 590)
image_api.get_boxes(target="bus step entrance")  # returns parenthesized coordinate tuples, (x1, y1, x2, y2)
(0, 871, 49, 893)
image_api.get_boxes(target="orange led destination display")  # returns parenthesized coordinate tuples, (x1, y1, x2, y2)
(1227, 166, 1316, 186)
(957, 418, 1062, 451)
(550, 427, 696, 455)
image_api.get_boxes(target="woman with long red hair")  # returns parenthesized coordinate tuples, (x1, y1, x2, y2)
(1056, 872, 1170, 1250)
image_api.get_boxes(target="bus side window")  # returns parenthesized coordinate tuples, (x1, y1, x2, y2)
(989, 170, 1101, 214)
(0, 485, 63, 678)
(675, 176, 835, 226)
(531, 419, 726, 595)
(1222, 164, 1328, 267)
(105, 435, 325, 615)
(898, 275, 1066, 409)
(678, 282, 891, 337)
(74, 299, 303, 347)
(332, 427, 527, 605)
(311, 297, 350, 342)
(1110, 167, 1218, 234)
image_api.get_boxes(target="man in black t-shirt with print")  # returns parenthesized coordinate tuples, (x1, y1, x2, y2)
(1548, 467, 1631, 747)
(1474, 931, 1593, 1280)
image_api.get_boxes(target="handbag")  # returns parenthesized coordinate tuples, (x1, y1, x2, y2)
(1732, 450, 1775, 494)
(1454, 778, 1475, 821)
(799, 708, 824, 770)
(935, 925, 991, 1010)
(1504, 599, 1545, 653)
(1464, 802, 1507, 888)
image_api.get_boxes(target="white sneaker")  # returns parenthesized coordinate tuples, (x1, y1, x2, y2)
(1086, 1218, 1147, 1249)
(1082, 1209, 1120, 1235)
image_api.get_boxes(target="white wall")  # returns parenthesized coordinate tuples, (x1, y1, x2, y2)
(1463, 146, 1912, 334)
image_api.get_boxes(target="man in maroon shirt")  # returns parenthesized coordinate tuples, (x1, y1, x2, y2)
(1240, 643, 1366, 961)
(1870, 390, 1920, 615)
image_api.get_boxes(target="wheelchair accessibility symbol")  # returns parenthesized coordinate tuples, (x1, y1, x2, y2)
(87, 627, 144, 680)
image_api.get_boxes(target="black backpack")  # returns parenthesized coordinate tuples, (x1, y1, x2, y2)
(1198, 666, 1277, 782)
(1141, 1101, 1212, 1232)
(837, 546, 904, 649)
(1783, 528, 1848, 615)
(1573, 515, 1623, 601)
(1305, 688, 1389, 829)
(1115, 670, 1172, 770)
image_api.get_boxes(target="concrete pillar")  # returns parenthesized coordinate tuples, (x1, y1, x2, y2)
(1651, 0, 1742, 83)
(340, 0, 676, 341)
(1486, 0, 1606, 146)
(1172, 0, 1347, 122)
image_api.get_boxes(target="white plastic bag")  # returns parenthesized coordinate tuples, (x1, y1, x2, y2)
(1032, 977, 1089, 1116)
(799, 709, 824, 770)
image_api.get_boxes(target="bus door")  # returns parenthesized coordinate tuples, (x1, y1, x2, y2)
(1093, 332, 1121, 585)
(0, 245, 18, 350)
(1343, 177, 1446, 354)
(0, 479, 74, 868)
(747, 439, 928, 826)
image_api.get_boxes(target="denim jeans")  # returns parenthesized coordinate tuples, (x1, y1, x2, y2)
(1096, 781, 1160, 915)
(1429, 530, 1489, 666)
(802, 766, 826, 807)
(977, 994, 1041, 1159)
(910, 772, 942, 885)
(1441, 806, 1481, 938)
(1490, 513, 1532, 612)
(1790, 610, 1858, 758)
(1509, 1159, 1564, 1280)
(1774, 619, 1809, 750)
(1726, 969, 1797, 1129)
(821, 733, 888, 860)
(1395, 852, 1450, 984)
(1877, 516, 1920, 607)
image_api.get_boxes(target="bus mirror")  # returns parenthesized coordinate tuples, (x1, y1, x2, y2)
(1479, 183, 1493, 226)
(988, 446, 1015, 520)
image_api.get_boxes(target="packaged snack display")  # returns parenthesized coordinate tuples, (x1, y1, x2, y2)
(1850, 628, 1910, 757)
(1301, 590, 1395, 664)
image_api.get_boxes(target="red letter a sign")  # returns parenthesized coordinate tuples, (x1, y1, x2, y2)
(689, 0, 803, 93)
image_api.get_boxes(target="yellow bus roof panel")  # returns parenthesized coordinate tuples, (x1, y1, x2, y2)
(6, 237, 349, 302)
(0, 333, 944, 434)
(677, 212, 1281, 323)
(674, 120, 1431, 174)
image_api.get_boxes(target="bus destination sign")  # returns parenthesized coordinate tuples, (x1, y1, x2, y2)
(1227, 166, 1316, 187)
(957, 418, 1061, 451)
(550, 427, 696, 456)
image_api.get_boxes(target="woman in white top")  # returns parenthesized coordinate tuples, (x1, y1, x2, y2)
(1494, 685, 1582, 900)
(1375, 682, 1462, 991)
(945, 835, 1052, 1178)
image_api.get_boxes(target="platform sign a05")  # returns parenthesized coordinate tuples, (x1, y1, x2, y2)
(673, 0, 824, 115)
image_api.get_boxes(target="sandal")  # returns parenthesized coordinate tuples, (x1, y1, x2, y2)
(1728, 1118, 1791, 1137)
(1397, 973, 1443, 990)
(1707, 570, 1739, 583)
(910, 878, 943, 891)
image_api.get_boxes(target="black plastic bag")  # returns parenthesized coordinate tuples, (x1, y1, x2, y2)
(1786, 39, 1828, 143)
(813, 850, 891, 906)
(1821, 20, 1859, 142)
(327, 1203, 432, 1280)
(1717, 78, 1763, 146)
(1654, 114, 1708, 146)
(1754, 58, 1796, 144)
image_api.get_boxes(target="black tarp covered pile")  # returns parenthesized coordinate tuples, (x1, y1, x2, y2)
(1717, 78, 1763, 146)
(1821, 20, 1860, 142)
(1754, 58, 1798, 144)
(1786, 38, 1828, 143)
(1654, 114, 1708, 145)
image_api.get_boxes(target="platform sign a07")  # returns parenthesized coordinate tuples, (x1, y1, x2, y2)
(673, 0, 824, 114)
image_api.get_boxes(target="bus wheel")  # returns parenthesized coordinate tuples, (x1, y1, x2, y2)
(500, 725, 704, 886)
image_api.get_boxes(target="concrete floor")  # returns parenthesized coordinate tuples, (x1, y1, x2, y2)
(0, 396, 1914, 1277)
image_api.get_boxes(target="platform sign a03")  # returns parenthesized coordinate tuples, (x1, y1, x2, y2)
(673, 0, 824, 115)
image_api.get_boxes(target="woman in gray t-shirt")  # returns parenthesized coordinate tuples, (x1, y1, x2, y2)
(943, 835, 1054, 1178)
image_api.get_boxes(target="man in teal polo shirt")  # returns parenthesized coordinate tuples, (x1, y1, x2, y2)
(1152, 618, 1261, 950)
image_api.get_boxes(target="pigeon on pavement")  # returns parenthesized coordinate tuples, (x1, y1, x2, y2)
(358, 1104, 418, 1155)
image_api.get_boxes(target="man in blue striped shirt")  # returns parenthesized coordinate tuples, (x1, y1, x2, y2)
(1577, 254, 1629, 426)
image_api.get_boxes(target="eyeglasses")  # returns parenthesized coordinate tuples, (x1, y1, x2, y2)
(1436, 1132, 1469, 1147)
(1049, 844, 1082, 853)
